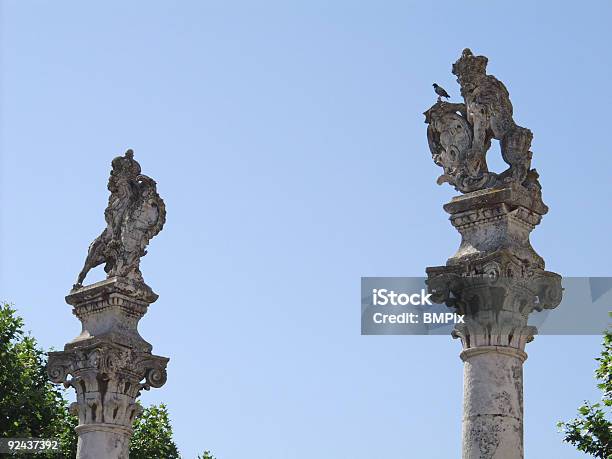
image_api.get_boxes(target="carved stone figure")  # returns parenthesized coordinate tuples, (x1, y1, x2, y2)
(74, 149, 166, 300)
(424, 49, 542, 200)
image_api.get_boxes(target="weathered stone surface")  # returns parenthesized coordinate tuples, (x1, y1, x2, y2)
(461, 347, 526, 459)
(444, 186, 546, 269)
(425, 187, 560, 459)
(64, 277, 153, 351)
(48, 151, 168, 459)
(74, 424, 132, 459)
(424, 51, 562, 459)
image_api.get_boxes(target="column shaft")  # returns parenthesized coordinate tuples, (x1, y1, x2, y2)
(75, 424, 132, 459)
(461, 346, 526, 459)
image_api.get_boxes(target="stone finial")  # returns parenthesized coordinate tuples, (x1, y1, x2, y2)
(73, 149, 166, 301)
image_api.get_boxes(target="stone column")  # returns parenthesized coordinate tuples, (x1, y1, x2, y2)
(460, 346, 526, 458)
(47, 150, 168, 459)
(426, 187, 562, 459)
(423, 49, 563, 458)
(48, 278, 168, 459)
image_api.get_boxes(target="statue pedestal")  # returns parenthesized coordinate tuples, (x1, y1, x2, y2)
(48, 278, 168, 459)
(64, 277, 155, 352)
(426, 187, 561, 459)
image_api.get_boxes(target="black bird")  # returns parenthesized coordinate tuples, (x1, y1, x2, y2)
(432, 83, 450, 100)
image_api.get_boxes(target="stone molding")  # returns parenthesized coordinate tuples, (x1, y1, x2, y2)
(460, 345, 528, 363)
(68, 276, 158, 305)
(75, 424, 133, 436)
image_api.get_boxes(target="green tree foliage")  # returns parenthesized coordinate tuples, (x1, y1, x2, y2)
(130, 404, 180, 459)
(0, 303, 196, 458)
(0, 302, 77, 457)
(559, 328, 612, 458)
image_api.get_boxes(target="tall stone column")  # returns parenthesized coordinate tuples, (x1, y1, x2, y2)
(423, 50, 562, 459)
(48, 150, 168, 459)
(427, 187, 561, 458)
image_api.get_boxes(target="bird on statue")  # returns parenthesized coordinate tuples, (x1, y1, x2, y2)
(432, 83, 450, 101)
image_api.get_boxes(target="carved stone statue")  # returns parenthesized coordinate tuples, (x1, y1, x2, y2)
(424, 49, 542, 200)
(74, 149, 166, 299)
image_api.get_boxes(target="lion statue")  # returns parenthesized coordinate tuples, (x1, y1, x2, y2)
(74, 150, 166, 295)
(424, 49, 542, 196)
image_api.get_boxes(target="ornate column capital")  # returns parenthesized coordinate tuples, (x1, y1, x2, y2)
(426, 186, 562, 352)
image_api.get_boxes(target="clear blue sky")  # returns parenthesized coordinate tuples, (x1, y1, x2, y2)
(1, 1, 611, 458)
